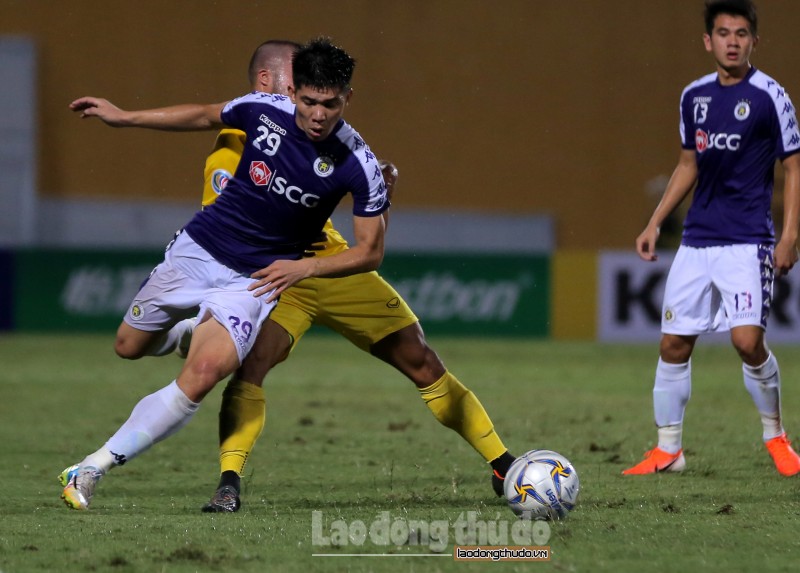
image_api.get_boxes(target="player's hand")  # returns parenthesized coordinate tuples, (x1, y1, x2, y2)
(69, 97, 128, 126)
(635, 225, 660, 262)
(302, 231, 328, 258)
(249, 258, 314, 303)
(774, 239, 799, 277)
(379, 160, 398, 202)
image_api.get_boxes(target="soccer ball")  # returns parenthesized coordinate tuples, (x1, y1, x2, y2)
(503, 450, 580, 520)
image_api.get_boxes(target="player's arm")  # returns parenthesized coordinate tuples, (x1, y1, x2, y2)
(775, 152, 800, 276)
(306, 214, 385, 279)
(69, 97, 227, 131)
(378, 160, 398, 229)
(635, 148, 697, 261)
(249, 214, 385, 302)
(302, 160, 396, 256)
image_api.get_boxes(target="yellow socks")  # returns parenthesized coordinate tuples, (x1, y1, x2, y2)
(418, 371, 507, 463)
(217, 373, 506, 476)
(218, 379, 266, 476)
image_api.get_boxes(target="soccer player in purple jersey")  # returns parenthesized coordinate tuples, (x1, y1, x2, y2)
(193, 41, 514, 513)
(59, 38, 390, 510)
(624, 0, 800, 476)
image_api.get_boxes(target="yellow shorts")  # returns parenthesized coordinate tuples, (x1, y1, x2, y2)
(270, 270, 418, 352)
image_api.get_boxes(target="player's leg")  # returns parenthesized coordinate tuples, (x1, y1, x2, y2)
(114, 244, 199, 361)
(623, 332, 696, 475)
(314, 271, 513, 494)
(733, 325, 781, 439)
(62, 318, 241, 510)
(58, 368, 202, 510)
(734, 330, 799, 475)
(370, 323, 515, 495)
(722, 244, 800, 475)
(203, 287, 315, 512)
(203, 318, 295, 512)
(114, 319, 195, 359)
(61, 233, 273, 509)
(624, 246, 711, 475)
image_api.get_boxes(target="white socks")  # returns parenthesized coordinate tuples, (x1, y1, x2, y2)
(653, 358, 691, 455)
(649, 352, 784, 454)
(656, 425, 683, 455)
(83, 381, 199, 472)
(743, 352, 783, 440)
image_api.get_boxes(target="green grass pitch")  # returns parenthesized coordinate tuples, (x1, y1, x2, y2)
(2, 333, 800, 572)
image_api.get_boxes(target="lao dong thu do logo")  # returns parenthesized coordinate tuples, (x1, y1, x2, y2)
(311, 510, 551, 551)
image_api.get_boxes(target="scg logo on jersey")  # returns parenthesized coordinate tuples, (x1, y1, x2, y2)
(271, 177, 320, 208)
(695, 129, 741, 153)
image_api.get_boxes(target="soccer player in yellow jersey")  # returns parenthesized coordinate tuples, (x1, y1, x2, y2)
(200, 40, 515, 512)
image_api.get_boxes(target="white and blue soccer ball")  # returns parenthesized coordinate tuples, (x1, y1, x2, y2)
(503, 449, 580, 520)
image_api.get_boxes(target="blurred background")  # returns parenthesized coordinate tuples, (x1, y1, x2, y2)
(2, 0, 800, 341)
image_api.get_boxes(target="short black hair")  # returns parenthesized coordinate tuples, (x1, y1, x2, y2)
(292, 37, 356, 92)
(247, 40, 301, 86)
(704, 0, 758, 35)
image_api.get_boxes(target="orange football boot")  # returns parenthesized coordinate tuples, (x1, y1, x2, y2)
(622, 447, 685, 475)
(766, 433, 800, 477)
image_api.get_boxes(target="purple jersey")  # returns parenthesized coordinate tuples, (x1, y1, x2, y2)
(679, 67, 800, 247)
(184, 92, 388, 274)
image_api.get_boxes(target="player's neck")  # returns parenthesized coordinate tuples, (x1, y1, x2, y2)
(716, 63, 752, 87)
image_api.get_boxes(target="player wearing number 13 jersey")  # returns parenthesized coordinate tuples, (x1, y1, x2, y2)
(680, 67, 799, 247)
(625, 0, 800, 477)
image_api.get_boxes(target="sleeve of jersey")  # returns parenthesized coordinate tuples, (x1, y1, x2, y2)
(335, 126, 390, 217)
(774, 90, 800, 159)
(678, 87, 694, 150)
(350, 153, 390, 217)
(221, 93, 259, 131)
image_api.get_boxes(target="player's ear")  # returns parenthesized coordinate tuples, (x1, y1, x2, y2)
(288, 85, 296, 103)
(256, 69, 272, 92)
(344, 88, 353, 106)
(702, 33, 712, 53)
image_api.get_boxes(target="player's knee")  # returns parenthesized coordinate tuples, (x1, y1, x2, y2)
(237, 355, 272, 386)
(233, 320, 291, 384)
(732, 338, 767, 365)
(180, 356, 229, 399)
(659, 334, 695, 363)
(237, 339, 288, 385)
(374, 332, 446, 388)
(190, 355, 229, 383)
(114, 335, 145, 360)
(417, 346, 446, 382)
(730, 326, 767, 365)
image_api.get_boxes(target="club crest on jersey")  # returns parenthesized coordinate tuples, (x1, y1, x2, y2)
(734, 100, 751, 121)
(130, 304, 144, 321)
(211, 169, 232, 195)
(314, 155, 335, 178)
(249, 161, 272, 186)
(664, 308, 675, 323)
